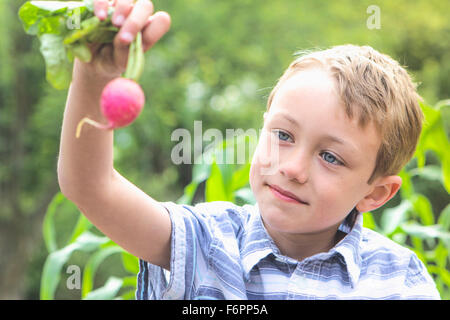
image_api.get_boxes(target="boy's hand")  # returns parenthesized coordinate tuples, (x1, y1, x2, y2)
(79, 0, 171, 79)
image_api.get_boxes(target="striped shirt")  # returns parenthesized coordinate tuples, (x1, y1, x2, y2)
(136, 201, 440, 300)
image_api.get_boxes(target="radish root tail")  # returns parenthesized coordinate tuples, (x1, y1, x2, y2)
(75, 117, 109, 138)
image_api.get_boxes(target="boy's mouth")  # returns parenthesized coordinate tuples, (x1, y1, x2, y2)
(267, 184, 309, 205)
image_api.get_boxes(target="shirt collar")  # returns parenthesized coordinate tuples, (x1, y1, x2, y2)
(241, 204, 363, 288)
(241, 203, 281, 277)
(332, 209, 363, 287)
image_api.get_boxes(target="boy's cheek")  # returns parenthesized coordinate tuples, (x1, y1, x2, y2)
(317, 182, 361, 215)
(248, 162, 257, 188)
(252, 136, 280, 177)
(249, 157, 268, 193)
(249, 158, 264, 182)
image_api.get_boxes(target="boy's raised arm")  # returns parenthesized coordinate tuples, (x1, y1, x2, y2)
(57, 0, 172, 269)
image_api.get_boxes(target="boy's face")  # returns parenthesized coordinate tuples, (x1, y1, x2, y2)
(250, 68, 382, 240)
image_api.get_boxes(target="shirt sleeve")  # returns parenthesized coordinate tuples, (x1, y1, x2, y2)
(135, 201, 230, 300)
(402, 253, 441, 300)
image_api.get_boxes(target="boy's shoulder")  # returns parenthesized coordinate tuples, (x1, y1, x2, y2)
(359, 226, 423, 273)
(190, 200, 253, 216)
(187, 200, 254, 223)
(164, 200, 256, 238)
(360, 226, 414, 259)
(359, 226, 440, 298)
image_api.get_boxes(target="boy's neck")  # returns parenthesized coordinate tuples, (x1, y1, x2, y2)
(263, 221, 346, 262)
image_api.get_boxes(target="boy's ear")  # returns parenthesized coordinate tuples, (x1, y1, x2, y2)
(356, 175, 402, 213)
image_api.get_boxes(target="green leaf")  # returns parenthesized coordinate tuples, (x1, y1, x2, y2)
(19, 1, 91, 36)
(68, 41, 92, 62)
(120, 289, 137, 300)
(177, 156, 213, 204)
(29, 1, 86, 12)
(415, 102, 450, 194)
(82, 245, 123, 298)
(234, 187, 256, 205)
(83, 277, 123, 300)
(362, 211, 378, 231)
(40, 231, 109, 300)
(380, 200, 411, 235)
(39, 33, 72, 89)
(18, 1, 120, 90)
(409, 165, 443, 184)
(435, 99, 450, 110)
(192, 160, 212, 184)
(83, 0, 95, 11)
(400, 223, 450, 247)
(178, 157, 212, 204)
(231, 162, 251, 191)
(205, 160, 229, 201)
(411, 194, 434, 225)
(433, 243, 448, 269)
(67, 213, 92, 244)
(122, 275, 137, 288)
(121, 251, 140, 275)
(119, 276, 138, 299)
(428, 266, 450, 289)
(42, 192, 66, 253)
(177, 181, 199, 205)
(398, 169, 414, 198)
(442, 157, 450, 193)
(216, 140, 236, 199)
(63, 15, 100, 45)
(438, 204, 450, 230)
(18, 2, 65, 35)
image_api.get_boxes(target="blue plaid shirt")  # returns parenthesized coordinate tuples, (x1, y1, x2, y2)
(136, 201, 440, 300)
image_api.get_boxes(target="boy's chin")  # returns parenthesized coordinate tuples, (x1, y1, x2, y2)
(259, 205, 305, 234)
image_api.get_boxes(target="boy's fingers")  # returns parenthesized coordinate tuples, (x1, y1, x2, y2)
(142, 11, 171, 52)
(94, 0, 109, 20)
(117, 0, 154, 46)
(112, 0, 134, 27)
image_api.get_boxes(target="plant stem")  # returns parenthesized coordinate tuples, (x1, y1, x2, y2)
(123, 32, 144, 82)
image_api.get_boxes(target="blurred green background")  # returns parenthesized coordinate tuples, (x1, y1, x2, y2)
(0, 0, 448, 299)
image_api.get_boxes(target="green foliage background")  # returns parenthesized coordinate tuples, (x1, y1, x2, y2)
(0, 0, 448, 299)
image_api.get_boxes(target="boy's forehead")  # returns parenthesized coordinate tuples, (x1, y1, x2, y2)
(271, 69, 339, 112)
(281, 68, 337, 95)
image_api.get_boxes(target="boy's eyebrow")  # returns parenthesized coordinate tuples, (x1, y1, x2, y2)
(276, 113, 299, 127)
(321, 134, 358, 153)
(272, 112, 358, 153)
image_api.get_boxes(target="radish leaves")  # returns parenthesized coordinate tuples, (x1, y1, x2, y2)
(18, 0, 119, 90)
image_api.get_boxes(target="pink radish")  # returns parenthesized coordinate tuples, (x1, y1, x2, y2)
(76, 77, 145, 138)
(76, 32, 146, 138)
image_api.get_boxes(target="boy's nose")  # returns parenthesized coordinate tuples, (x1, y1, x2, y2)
(279, 150, 310, 184)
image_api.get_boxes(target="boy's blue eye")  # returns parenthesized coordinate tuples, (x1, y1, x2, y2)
(275, 130, 292, 142)
(321, 151, 343, 166)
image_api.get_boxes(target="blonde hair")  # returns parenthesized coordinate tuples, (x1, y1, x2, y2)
(266, 44, 423, 184)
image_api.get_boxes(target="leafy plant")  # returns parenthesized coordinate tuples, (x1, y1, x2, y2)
(40, 192, 138, 300)
(18, 0, 119, 89)
(40, 100, 449, 299)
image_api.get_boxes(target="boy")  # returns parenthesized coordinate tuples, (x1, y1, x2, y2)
(57, 0, 440, 299)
